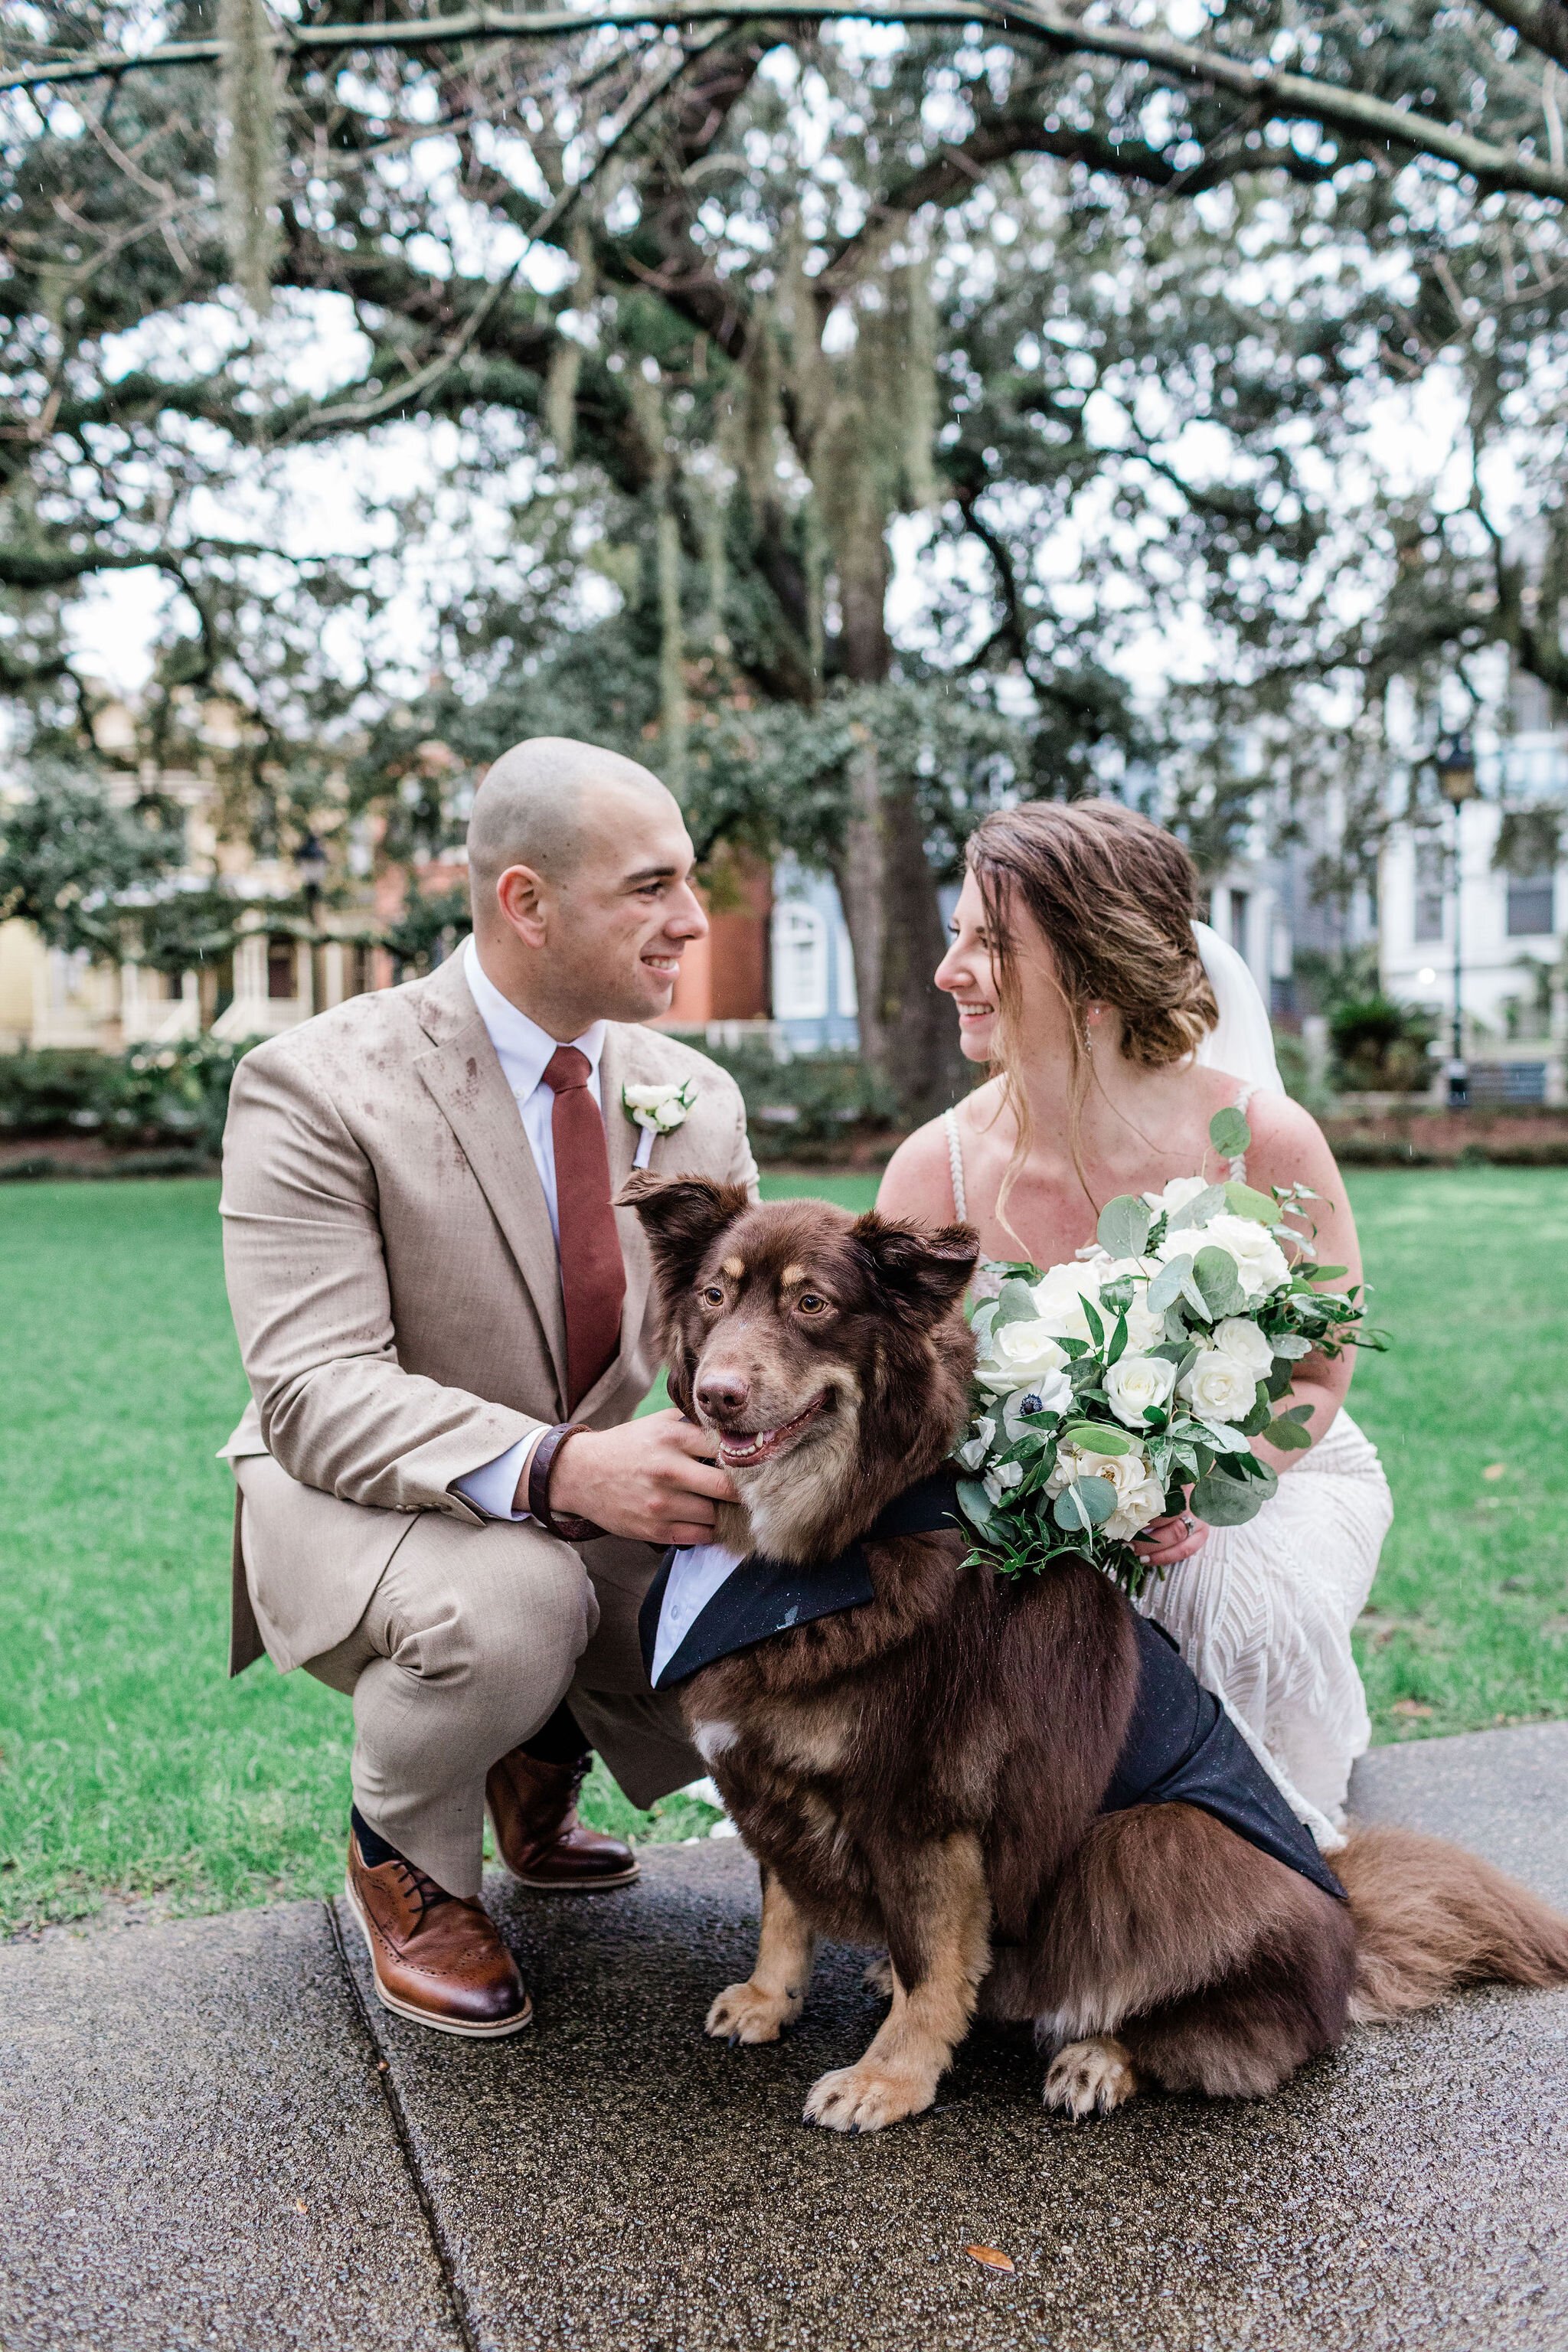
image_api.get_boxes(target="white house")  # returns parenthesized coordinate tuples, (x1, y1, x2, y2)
(1380, 700, 1567, 1105)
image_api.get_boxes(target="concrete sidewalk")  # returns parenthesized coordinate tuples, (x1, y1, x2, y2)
(5, 1724, 1568, 2352)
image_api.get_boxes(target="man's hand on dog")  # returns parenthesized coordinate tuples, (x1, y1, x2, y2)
(541, 1409, 738, 1546)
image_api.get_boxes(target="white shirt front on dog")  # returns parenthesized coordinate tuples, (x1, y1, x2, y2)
(651, 1544, 746, 1686)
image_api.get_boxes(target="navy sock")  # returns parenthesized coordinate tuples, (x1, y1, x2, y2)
(351, 1805, 403, 1869)
(522, 1700, 590, 1769)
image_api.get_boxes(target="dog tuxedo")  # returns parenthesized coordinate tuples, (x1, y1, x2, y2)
(640, 1472, 1344, 1903)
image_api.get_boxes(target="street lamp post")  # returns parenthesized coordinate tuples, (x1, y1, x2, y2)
(1435, 737, 1477, 1109)
(296, 831, 329, 1017)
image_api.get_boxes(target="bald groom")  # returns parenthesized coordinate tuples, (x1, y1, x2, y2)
(220, 738, 756, 2036)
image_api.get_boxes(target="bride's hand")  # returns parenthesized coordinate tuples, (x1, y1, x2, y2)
(1132, 1509, 1209, 1569)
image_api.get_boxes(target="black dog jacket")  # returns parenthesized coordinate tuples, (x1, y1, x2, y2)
(639, 1470, 1344, 1903)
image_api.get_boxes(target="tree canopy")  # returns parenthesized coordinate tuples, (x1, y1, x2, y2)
(3, 0, 1566, 1105)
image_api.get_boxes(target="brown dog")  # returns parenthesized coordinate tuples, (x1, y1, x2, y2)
(623, 1174, 1568, 2135)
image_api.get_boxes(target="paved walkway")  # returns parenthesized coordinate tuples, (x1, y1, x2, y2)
(5, 1723, 1568, 2352)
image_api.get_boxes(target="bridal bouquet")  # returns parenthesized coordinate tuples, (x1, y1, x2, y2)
(954, 1106, 1381, 1598)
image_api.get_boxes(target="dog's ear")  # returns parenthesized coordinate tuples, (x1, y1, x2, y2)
(617, 1172, 752, 1301)
(851, 1214, 979, 1321)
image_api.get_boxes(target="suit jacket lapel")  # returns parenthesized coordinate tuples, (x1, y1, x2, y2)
(409, 954, 569, 1412)
(641, 1544, 877, 1689)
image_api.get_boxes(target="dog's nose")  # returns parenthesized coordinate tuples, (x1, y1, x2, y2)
(696, 1370, 750, 1420)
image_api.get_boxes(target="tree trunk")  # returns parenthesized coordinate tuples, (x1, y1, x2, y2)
(832, 734, 965, 1128)
(811, 436, 963, 1122)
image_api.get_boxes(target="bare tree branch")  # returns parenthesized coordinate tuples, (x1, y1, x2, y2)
(5, 0, 1566, 202)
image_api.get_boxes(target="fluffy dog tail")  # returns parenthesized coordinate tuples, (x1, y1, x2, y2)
(1336, 1824, 1568, 2027)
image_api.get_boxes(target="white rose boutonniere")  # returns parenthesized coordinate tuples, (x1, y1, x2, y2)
(623, 1079, 698, 1168)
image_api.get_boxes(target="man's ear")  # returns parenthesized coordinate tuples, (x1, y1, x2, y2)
(617, 1172, 752, 1303)
(851, 1214, 979, 1322)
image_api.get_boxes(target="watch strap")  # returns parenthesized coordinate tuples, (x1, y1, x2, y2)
(528, 1423, 603, 1543)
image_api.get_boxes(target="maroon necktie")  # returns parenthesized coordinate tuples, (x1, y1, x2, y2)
(544, 1046, 626, 1410)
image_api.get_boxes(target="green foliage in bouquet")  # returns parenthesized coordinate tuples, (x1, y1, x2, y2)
(954, 1108, 1384, 1598)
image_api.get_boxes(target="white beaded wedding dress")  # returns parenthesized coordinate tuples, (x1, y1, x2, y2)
(944, 924, 1392, 1852)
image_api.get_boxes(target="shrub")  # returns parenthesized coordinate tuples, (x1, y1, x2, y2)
(0, 1037, 256, 1158)
(0, 1050, 109, 1135)
(694, 1041, 897, 1152)
(1329, 996, 1436, 1092)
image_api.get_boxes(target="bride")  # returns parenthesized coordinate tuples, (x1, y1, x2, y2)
(877, 798, 1391, 1851)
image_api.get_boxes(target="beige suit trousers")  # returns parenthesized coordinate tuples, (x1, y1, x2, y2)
(235, 1456, 700, 1897)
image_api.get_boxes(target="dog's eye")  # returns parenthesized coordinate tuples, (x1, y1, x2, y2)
(796, 1292, 828, 1315)
(700, 1283, 726, 1308)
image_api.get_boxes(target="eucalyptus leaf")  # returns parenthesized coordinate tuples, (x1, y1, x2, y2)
(1052, 1487, 1089, 1531)
(1147, 1256, 1192, 1313)
(1060, 1422, 1132, 1455)
(1097, 1194, 1152, 1259)
(1190, 1470, 1266, 1527)
(1223, 1180, 1279, 1225)
(1193, 1247, 1244, 1318)
(1075, 1475, 1117, 1526)
(1266, 1415, 1315, 1452)
(956, 1478, 999, 1537)
(1208, 1106, 1253, 1158)
(1165, 1181, 1229, 1235)
(995, 1277, 1042, 1328)
(1272, 1334, 1312, 1359)
(1181, 1270, 1214, 1321)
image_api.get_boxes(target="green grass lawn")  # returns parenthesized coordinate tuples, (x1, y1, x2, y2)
(1, 1167, 1564, 1932)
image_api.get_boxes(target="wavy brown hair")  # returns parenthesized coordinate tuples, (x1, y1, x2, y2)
(965, 799, 1219, 1227)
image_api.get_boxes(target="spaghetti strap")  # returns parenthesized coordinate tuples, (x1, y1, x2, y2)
(943, 1106, 969, 1220)
(1229, 1083, 1256, 1181)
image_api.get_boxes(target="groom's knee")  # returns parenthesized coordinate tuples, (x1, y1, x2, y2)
(379, 1515, 593, 1729)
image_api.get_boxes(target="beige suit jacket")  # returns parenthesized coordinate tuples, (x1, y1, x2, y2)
(220, 948, 757, 1674)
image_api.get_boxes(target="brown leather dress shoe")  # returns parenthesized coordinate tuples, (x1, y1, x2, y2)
(486, 1746, 640, 1891)
(344, 1829, 533, 2037)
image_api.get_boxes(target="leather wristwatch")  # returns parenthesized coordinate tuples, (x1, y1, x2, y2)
(528, 1423, 605, 1544)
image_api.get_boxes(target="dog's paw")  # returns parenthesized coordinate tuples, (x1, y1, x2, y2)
(704, 1978, 802, 2045)
(802, 2060, 933, 2134)
(861, 1952, 894, 2000)
(1042, 2036, 1140, 2121)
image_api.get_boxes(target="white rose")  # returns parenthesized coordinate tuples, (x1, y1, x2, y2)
(1142, 1173, 1212, 1214)
(1047, 1439, 1168, 1541)
(1104, 1468, 1171, 1542)
(1027, 1262, 1102, 1343)
(1103, 1352, 1178, 1428)
(955, 1417, 996, 1472)
(1180, 1347, 1261, 1423)
(976, 1317, 1070, 1393)
(622, 1080, 697, 1135)
(1122, 1294, 1165, 1354)
(982, 1459, 1024, 1505)
(1211, 1317, 1274, 1378)
(1187, 1214, 1290, 1302)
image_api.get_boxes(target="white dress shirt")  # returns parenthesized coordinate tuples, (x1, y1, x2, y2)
(650, 1544, 745, 1685)
(452, 936, 608, 1521)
